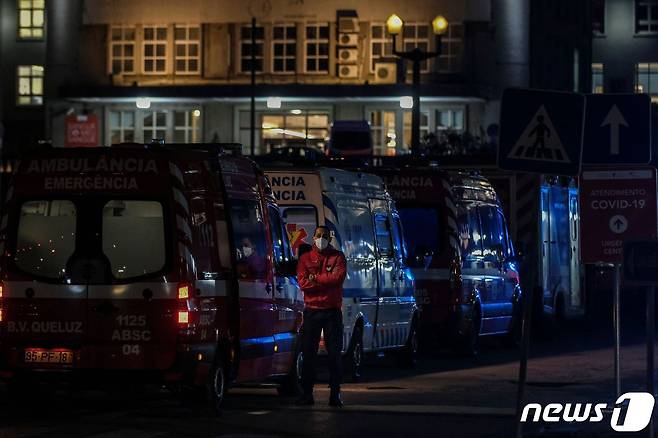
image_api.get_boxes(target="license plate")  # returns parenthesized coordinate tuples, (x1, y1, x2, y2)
(24, 349, 73, 365)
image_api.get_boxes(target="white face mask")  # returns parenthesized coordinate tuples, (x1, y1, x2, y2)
(242, 246, 253, 257)
(314, 237, 329, 250)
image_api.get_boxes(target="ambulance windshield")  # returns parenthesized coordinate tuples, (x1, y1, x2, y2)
(102, 200, 165, 279)
(15, 200, 77, 280)
(13, 198, 167, 282)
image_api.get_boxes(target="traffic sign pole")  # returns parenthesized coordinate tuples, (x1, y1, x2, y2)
(515, 282, 534, 438)
(614, 263, 621, 399)
(647, 284, 655, 438)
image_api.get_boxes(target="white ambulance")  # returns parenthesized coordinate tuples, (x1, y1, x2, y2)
(264, 167, 418, 378)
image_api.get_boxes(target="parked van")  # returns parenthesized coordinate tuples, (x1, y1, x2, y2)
(0, 144, 303, 410)
(377, 166, 522, 355)
(264, 166, 418, 376)
(465, 169, 583, 327)
(327, 120, 373, 157)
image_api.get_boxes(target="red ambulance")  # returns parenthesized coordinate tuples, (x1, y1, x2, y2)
(0, 144, 303, 410)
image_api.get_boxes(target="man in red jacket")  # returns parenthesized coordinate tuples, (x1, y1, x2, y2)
(296, 225, 347, 407)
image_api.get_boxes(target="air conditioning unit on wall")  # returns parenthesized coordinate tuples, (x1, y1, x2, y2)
(338, 16, 359, 33)
(338, 65, 359, 78)
(338, 33, 358, 47)
(373, 62, 397, 84)
(338, 48, 358, 64)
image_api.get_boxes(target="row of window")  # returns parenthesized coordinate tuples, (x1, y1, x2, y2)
(108, 109, 201, 144)
(591, 62, 658, 95)
(108, 22, 462, 76)
(105, 106, 466, 156)
(593, 0, 658, 35)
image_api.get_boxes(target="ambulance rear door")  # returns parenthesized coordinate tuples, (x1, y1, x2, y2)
(86, 198, 179, 370)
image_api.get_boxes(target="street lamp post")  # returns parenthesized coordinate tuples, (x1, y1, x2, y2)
(387, 14, 448, 155)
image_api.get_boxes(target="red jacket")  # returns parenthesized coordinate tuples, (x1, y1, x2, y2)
(296, 245, 347, 310)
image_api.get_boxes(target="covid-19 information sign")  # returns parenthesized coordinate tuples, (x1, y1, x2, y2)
(580, 168, 658, 264)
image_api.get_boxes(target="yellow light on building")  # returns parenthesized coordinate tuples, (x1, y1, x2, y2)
(432, 15, 448, 35)
(386, 14, 404, 35)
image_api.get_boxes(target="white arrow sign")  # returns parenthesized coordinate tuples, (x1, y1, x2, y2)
(601, 104, 628, 155)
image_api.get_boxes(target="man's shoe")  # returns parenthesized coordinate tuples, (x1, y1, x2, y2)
(329, 391, 343, 407)
(295, 394, 315, 406)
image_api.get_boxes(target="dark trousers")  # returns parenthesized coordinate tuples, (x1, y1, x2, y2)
(300, 308, 343, 395)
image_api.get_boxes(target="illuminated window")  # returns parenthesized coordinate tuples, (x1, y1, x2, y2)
(305, 23, 329, 73)
(238, 110, 329, 154)
(403, 23, 430, 73)
(109, 110, 135, 144)
(370, 110, 396, 156)
(592, 63, 604, 93)
(635, 63, 658, 94)
(174, 109, 201, 143)
(370, 23, 393, 72)
(143, 26, 168, 74)
(110, 26, 135, 74)
(435, 109, 464, 131)
(272, 24, 297, 73)
(403, 111, 430, 150)
(636, 0, 658, 33)
(175, 25, 200, 74)
(240, 25, 264, 73)
(18, 0, 45, 39)
(16, 65, 44, 106)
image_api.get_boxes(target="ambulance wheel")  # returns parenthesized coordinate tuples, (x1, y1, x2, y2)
(278, 349, 303, 396)
(206, 357, 227, 415)
(344, 325, 364, 382)
(396, 321, 419, 369)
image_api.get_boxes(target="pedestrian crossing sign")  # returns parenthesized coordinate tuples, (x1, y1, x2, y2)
(498, 88, 585, 176)
(507, 106, 570, 163)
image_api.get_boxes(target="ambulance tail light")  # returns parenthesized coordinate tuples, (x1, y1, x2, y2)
(177, 282, 197, 334)
(177, 284, 190, 300)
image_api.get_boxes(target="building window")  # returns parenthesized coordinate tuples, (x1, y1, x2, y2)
(240, 25, 264, 73)
(16, 65, 44, 106)
(238, 110, 329, 154)
(110, 26, 135, 74)
(435, 109, 464, 131)
(403, 23, 430, 73)
(636, 0, 658, 34)
(592, 63, 604, 93)
(272, 24, 297, 73)
(175, 25, 200, 74)
(370, 110, 396, 156)
(593, 0, 605, 35)
(438, 23, 464, 73)
(143, 110, 168, 141)
(370, 24, 393, 72)
(403, 111, 430, 151)
(305, 23, 329, 73)
(143, 26, 168, 74)
(636, 63, 658, 94)
(18, 0, 45, 39)
(109, 110, 135, 144)
(174, 109, 201, 143)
